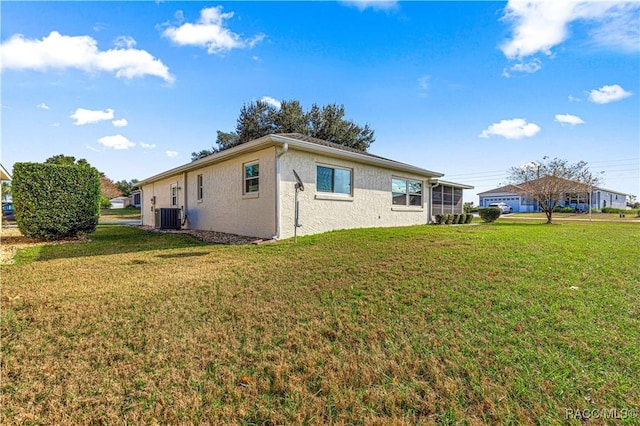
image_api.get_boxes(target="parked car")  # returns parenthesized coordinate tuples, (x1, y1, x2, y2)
(2, 202, 15, 221)
(488, 202, 513, 214)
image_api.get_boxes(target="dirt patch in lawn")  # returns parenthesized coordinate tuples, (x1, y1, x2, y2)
(0, 226, 89, 265)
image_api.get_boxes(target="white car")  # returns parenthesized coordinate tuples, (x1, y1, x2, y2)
(488, 202, 513, 214)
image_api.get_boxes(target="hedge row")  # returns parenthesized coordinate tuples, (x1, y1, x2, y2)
(434, 213, 474, 225)
(13, 162, 101, 240)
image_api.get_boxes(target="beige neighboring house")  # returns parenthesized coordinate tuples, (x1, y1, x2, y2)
(1, 164, 11, 181)
(137, 133, 472, 239)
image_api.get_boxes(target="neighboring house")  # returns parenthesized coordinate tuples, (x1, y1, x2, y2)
(130, 189, 141, 208)
(0, 163, 11, 181)
(137, 133, 472, 239)
(478, 180, 628, 213)
(109, 196, 131, 209)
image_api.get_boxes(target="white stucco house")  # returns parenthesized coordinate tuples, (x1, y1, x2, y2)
(137, 133, 472, 239)
(478, 181, 629, 213)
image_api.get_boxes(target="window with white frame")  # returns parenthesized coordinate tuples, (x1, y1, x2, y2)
(170, 184, 178, 206)
(392, 178, 422, 206)
(197, 174, 203, 201)
(244, 162, 259, 194)
(316, 165, 352, 195)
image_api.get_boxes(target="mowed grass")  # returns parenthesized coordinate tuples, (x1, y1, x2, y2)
(2, 223, 639, 425)
(99, 207, 141, 222)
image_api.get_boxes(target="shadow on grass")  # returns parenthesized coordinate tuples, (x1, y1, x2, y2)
(156, 251, 210, 259)
(28, 226, 208, 262)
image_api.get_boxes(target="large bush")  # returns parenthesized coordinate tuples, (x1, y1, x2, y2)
(13, 162, 101, 240)
(478, 207, 501, 223)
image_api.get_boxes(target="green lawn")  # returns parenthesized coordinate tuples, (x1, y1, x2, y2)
(99, 207, 141, 222)
(2, 223, 639, 424)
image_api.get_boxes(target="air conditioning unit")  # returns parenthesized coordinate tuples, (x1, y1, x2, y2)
(154, 208, 181, 229)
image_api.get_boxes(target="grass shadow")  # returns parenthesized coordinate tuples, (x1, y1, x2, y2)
(26, 226, 209, 263)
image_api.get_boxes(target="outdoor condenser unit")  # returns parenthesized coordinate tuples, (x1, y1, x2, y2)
(154, 208, 181, 230)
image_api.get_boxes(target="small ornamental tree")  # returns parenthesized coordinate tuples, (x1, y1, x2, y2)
(13, 162, 101, 240)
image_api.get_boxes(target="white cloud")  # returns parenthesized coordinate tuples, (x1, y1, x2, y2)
(140, 142, 156, 149)
(341, 1, 398, 11)
(568, 94, 582, 102)
(52, 122, 60, 127)
(588, 84, 632, 104)
(555, 113, 585, 125)
(70, 108, 114, 125)
(502, 59, 542, 77)
(479, 118, 541, 140)
(166, 150, 179, 158)
(112, 118, 128, 127)
(98, 134, 135, 150)
(162, 6, 265, 55)
(85, 144, 101, 152)
(113, 36, 136, 49)
(36, 103, 50, 110)
(0, 31, 174, 83)
(260, 96, 281, 109)
(500, 1, 640, 59)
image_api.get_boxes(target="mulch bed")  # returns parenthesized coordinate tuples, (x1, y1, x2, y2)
(137, 225, 273, 245)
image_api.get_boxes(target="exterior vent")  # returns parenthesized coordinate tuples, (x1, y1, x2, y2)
(154, 208, 181, 229)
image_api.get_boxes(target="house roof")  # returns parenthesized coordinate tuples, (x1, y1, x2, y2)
(477, 184, 524, 196)
(138, 133, 452, 186)
(436, 180, 474, 190)
(0, 163, 11, 181)
(478, 177, 628, 196)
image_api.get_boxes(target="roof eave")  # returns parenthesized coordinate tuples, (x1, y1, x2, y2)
(272, 134, 444, 178)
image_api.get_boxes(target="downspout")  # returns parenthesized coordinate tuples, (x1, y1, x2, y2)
(139, 188, 144, 225)
(181, 172, 188, 227)
(428, 179, 439, 224)
(273, 143, 289, 239)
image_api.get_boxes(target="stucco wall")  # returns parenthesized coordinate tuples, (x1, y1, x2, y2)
(141, 147, 277, 238)
(278, 149, 433, 239)
(140, 174, 185, 227)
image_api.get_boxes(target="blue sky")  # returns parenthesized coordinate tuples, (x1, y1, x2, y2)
(2, 1, 639, 202)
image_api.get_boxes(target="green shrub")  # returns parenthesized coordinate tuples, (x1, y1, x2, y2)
(464, 213, 474, 224)
(602, 207, 635, 214)
(457, 214, 465, 224)
(478, 207, 501, 223)
(553, 206, 575, 213)
(13, 162, 101, 240)
(445, 214, 453, 225)
(434, 214, 446, 225)
(452, 214, 459, 224)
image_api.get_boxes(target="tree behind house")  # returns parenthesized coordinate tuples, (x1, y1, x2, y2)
(508, 157, 601, 224)
(192, 100, 375, 161)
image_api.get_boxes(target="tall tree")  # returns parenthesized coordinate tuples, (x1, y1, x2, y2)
(115, 179, 139, 197)
(508, 157, 601, 224)
(191, 100, 375, 160)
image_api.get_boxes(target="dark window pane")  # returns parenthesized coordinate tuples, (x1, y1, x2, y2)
(409, 195, 422, 206)
(245, 178, 259, 193)
(317, 166, 334, 192)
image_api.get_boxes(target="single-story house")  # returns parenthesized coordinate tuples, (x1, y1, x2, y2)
(478, 180, 628, 213)
(137, 133, 472, 239)
(109, 196, 131, 209)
